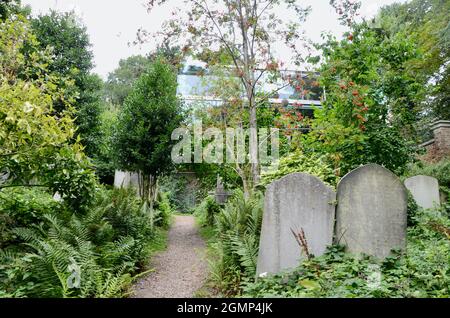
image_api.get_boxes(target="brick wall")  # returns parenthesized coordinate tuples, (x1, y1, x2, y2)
(420, 120, 450, 162)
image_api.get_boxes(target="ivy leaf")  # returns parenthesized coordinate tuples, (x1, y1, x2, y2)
(299, 279, 320, 290)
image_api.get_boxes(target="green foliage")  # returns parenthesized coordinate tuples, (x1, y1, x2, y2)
(104, 47, 182, 107)
(0, 10, 166, 299)
(113, 58, 184, 202)
(31, 11, 93, 77)
(94, 105, 119, 184)
(0, 188, 158, 298)
(114, 58, 183, 175)
(158, 174, 198, 213)
(153, 191, 174, 229)
(105, 55, 152, 106)
(31, 11, 103, 157)
(407, 191, 420, 227)
(0, 188, 60, 232)
(206, 190, 263, 295)
(0, 15, 96, 211)
(304, 22, 421, 176)
(375, 0, 450, 120)
(0, 1, 31, 22)
(195, 196, 221, 227)
(74, 74, 104, 158)
(242, 207, 450, 298)
(260, 150, 339, 188)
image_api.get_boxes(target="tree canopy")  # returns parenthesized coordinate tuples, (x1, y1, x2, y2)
(114, 59, 184, 202)
(31, 11, 103, 158)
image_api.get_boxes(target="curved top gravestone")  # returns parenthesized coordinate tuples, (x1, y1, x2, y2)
(335, 164, 407, 259)
(256, 173, 336, 276)
(404, 175, 440, 209)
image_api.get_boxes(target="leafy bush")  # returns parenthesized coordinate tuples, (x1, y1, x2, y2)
(260, 150, 339, 188)
(242, 207, 450, 298)
(194, 196, 221, 228)
(0, 188, 62, 248)
(0, 188, 61, 229)
(302, 22, 422, 177)
(407, 191, 419, 226)
(153, 191, 174, 229)
(0, 187, 158, 298)
(209, 190, 263, 295)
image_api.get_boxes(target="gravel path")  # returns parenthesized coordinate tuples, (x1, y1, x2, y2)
(132, 215, 208, 298)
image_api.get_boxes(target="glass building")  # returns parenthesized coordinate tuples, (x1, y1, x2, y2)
(177, 64, 324, 118)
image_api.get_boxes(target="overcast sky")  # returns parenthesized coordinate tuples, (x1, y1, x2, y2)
(22, 0, 407, 79)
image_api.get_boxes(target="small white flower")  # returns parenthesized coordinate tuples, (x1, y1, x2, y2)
(259, 272, 268, 278)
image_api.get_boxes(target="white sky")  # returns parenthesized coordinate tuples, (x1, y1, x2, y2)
(22, 0, 407, 79)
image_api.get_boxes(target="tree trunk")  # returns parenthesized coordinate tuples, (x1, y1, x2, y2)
(248, 99, 260, 187)
(237, 2, 260, 190)
(139, 172, 158, 221)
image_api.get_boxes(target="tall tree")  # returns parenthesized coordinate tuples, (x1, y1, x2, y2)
(303, 22, 422, 176)
(140, 0, 311, 191)
(105, 46, 182, 106)
(114, 59, 184, 207)
(0, 15, 96, 211)
(105, 55, 152, 106)
(374, 0, 450, 120)
(31, 11, 102, 157)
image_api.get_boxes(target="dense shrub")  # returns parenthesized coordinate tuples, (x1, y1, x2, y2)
(260, 150, 339, 188)
(194, 196, 222, 228)
(0, 187, 160, 298)
(205, 190, 263, 296)
(0, 188, 61, 229)
(153, 191, 174, 229)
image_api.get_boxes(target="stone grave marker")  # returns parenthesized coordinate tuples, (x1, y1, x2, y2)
(335, 164, 407, 259)
(404, 175, 440, 209)
(256, 173, 336, 276)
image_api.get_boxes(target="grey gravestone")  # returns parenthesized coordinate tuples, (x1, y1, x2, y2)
(335, 164, 407, 259)
(404, 175, 440, 209)
(114, 170, 130, 188)
(214, 176, 231, 204)
(114, 170, 141, 195)
(256, 173, 336, 276)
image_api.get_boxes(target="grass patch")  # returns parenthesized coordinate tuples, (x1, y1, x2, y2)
(198, 224, 216, 243)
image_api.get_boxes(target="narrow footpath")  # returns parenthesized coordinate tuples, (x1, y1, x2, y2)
(132, 215, 208, 298)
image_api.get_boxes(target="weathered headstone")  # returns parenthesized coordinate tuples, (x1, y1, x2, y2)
(335, 164, 407, 259)
(256, 173, 336, 276)
(114, 170, 130, 188)
(404, 175, 441, 209)
(114, 170, 141, 195)
(214, 175, 231, 204)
